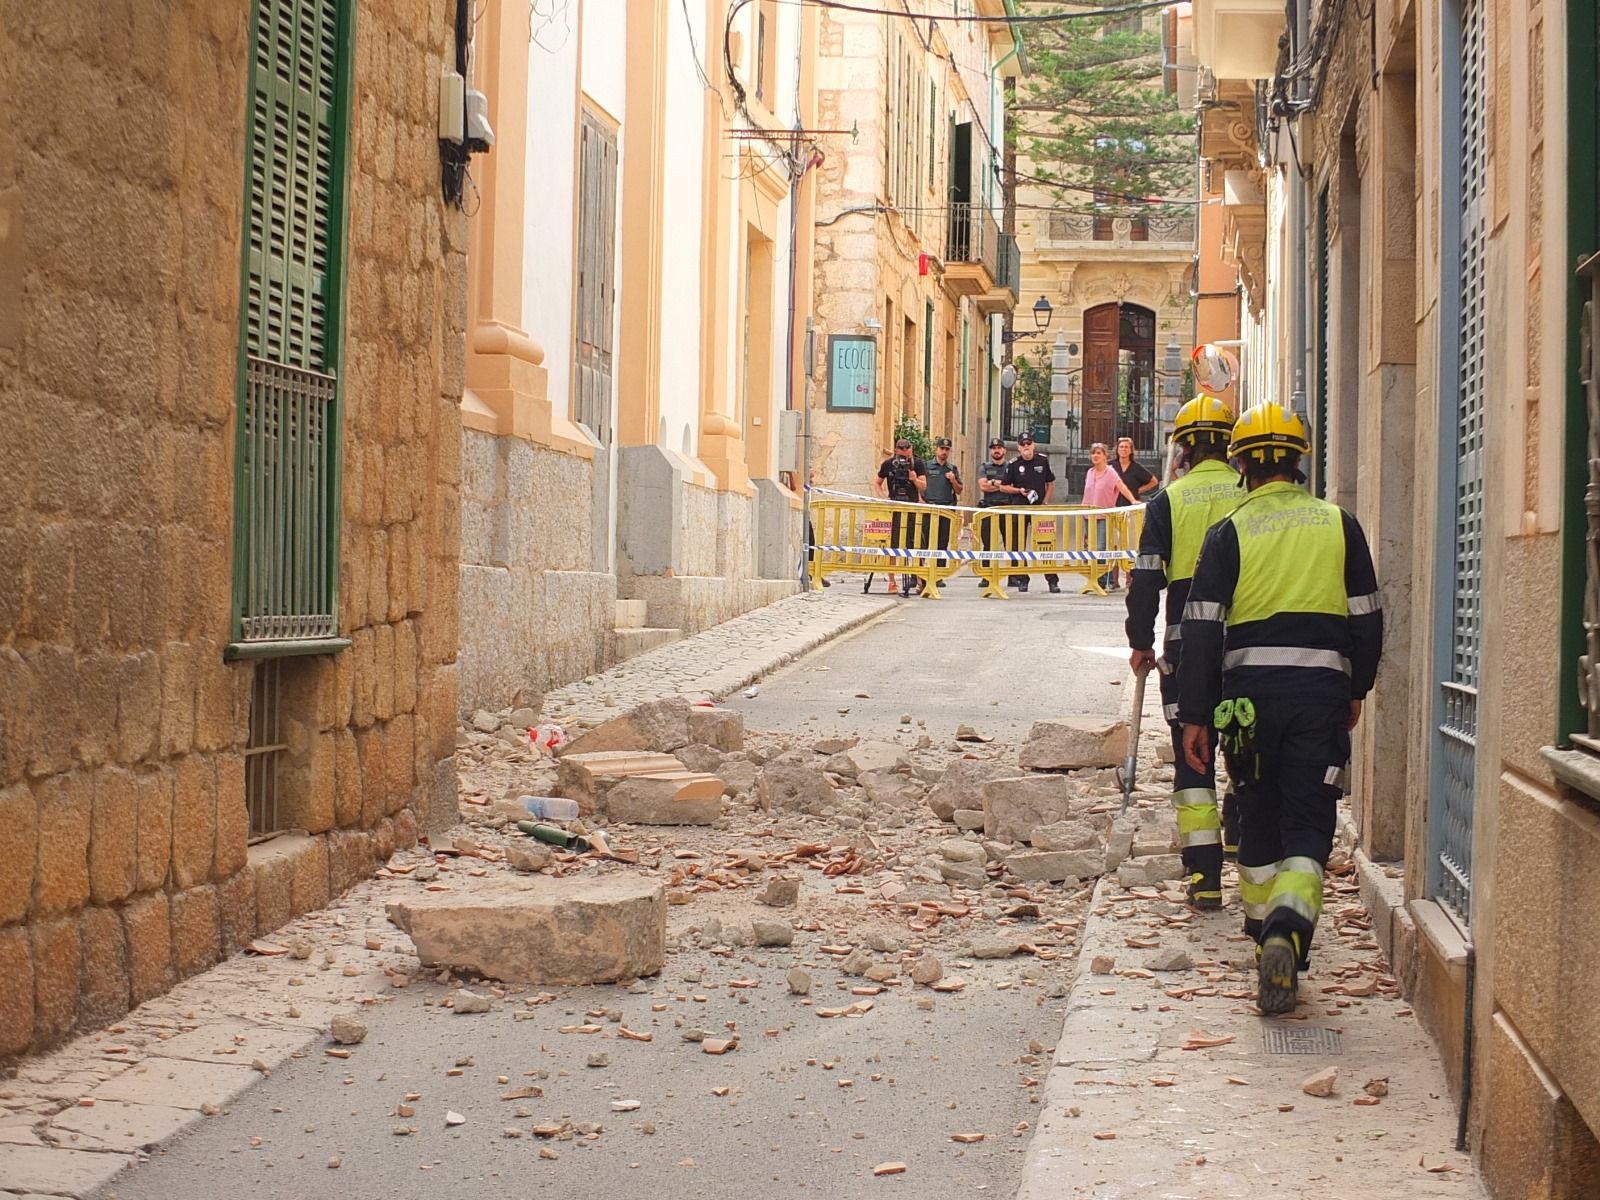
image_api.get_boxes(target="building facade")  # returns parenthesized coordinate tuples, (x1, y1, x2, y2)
(1189, 0, 1600, 1193)
(0, 0, 465, 1055)
(455, 0, 808, 717)
(808, 1, 1020, 498)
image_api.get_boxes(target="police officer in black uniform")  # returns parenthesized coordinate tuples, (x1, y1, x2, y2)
(1004, 434, 1058, 593)
(976, 438, 1018, 588)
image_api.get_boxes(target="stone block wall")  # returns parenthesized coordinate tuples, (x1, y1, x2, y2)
(0, 0, 463, 1058)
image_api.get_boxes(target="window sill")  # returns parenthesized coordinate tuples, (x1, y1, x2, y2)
(226, 636, 352, 661)
(1541, 744, 1600, 803)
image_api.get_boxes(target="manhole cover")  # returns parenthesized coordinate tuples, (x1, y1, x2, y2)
(1263, 1026, 1343, 1055)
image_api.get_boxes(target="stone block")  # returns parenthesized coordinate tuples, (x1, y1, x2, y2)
(385, 712, 415, 814)
(214, 752, 247, 879)
(35, 772, 91, 917)
(73, 653, 120, 767)
(328, 829, 376, 895)
(193, 653, 237, 753)
(687, 706, 744, 751)
(333, 728, 362, 827)
(372, 816, 397, 862)
(980, 775, 1080, 844)
(604, 775, 723, 826)
(123, 896, 173, 1011)
(561, 697, 693, 757)
(30, 916, 79, 1046)
(252, 841, 294, 936)
(373, 622, 396, 720)
(356, 726, 384, 827)
(952, 809, 985, 831)
(78, 904, 130, 1029)
(0, 925, 34, 1056)
(116, 653, 163, 762)
(557, 751, 685, 812)
(28, 645, 79, 777)
(1105, 813, 1137, 869)
(860, 769, 922, 806)
(134, 767, 173, 893)
(829, 740, 905, 779)
(170, 754, 216, 889)
(90, 768, 139, 905)
(1029, 819, 1104, 852)
(1131, 811, 1180, 857)
(0, 649, 32, 784)
(393, 618, 419, 715)
(386, 877, 666, 985)
(758, 759, 839, 813)
(170, 886, 220, 978)
(288, 834, 330, 917)
(927, 758, 1020, 822)
(217, 868, 256, 954)
(1116, 854, 1184, 887)
(393, 804, 419, 849)
(674, 743, 725, 773)
(158, 641, 197, 757)
(1007, 849, 1103, 882)
(719, 758, 759, 796)
(0, 781, 37, 925)
(1018, 718, 1130, 771)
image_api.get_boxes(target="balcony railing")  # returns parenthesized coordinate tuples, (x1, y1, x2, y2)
(947, 201, 1001, 282)
(996, 232, 1021, 296)
(1044, 212, 1197, 248)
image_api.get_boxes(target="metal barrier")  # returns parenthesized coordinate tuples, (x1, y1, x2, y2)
(807, 496, 963, 597)
(805, 492, 1142, 600)
(967, 505, 1143, 599)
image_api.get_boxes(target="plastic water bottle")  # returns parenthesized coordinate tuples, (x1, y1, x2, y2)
(521, 796, 580, 821)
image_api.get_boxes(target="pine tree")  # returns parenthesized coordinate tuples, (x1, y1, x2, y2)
(1010, 7, 1196, 216)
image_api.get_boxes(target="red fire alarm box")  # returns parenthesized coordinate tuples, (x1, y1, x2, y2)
(918, 253, 930, 276)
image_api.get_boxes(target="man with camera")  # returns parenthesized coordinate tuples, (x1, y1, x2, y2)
(874, 438, 927, 596)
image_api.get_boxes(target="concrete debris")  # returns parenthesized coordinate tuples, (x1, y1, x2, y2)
(1147, 948, 1193, 972)
(1302, 1067, 1339, 1098)
(980, 774, 1080, 843)
(560, 697, 693, 757)
(927, 758, 1020, 822)
(558, 751, 686, 811)
(1131, 813, 1181, 857)
(810, 737, 853, 754)
(1005, 850, 1090, 883)
(1105, 814, 1138, 869)
(787, 968, 813, 995)
(386, 877, 666, 985)
(910, 956, 944, 985)
(329, 1015, 368, 1045)
(1029, 819, 1104, 852)
(840, 947, 876, 976)
(453, 989, 493, 1014)
(1018, 717, 1130, 771)
(756, 877, 800, 907)
(759, 759, 839, 812)
(968, 936, 1023, 959)
(688, 706, 745, 751)
(954, 725, 992, 742)
(939, 838, 987, 864)
(604, 773, 724, 825)
(752, 919, 796, 947)
(718, 758, 760, 797)
(471, 710, 501, 734)
(509, 707, 539, 729)
(952, 809, 985, 831)
(674, 743, 727, 773)
(938, 859, 988, 886)
(507, 843, 554, 873)
(1116, 854, 1184, 888)
(859, 769, 923, 806)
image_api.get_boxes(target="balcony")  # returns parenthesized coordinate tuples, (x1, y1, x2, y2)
(944, 201, 1001, 298)
(1040, 212, 1197, 250)
(1192, 0, 1284, 82)
(975, 232, 1020, 316)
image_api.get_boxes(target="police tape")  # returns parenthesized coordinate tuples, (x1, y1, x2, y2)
(804, 485, 1142, 518)
(808, 545, 1135, 563)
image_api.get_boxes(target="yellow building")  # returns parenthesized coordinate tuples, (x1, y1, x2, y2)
(809, 2, 1021, 496)
(455, 0, 817, 715)
(0, 0, 465, 1054)
(1191, 0, 1600, 1192)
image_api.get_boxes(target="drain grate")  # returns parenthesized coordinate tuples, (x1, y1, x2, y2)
(1263, 1026, 1344, 1055)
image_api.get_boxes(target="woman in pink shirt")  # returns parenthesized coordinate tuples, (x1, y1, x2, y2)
(1082, 443, 1136, 591)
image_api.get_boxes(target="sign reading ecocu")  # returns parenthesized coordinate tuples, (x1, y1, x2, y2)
(826, 334, 876, 412)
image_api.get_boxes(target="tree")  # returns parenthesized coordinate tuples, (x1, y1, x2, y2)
(1010, 7, 1196, 216)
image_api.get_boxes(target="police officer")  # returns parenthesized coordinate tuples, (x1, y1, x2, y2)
(1125, 396, 1239, 910)
(1177, 405, 1383, 1015)
(976, 438, 1018, 588)
(1005, 434, 1058, 593)
(874, 438, 927, 596)
(922, 437, 963, 588)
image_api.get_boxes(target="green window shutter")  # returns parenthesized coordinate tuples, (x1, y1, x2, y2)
(231, 0, 351, 657)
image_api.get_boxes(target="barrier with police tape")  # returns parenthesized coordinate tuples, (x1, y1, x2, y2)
(806, 494, 963, 597)
(804, 489, 1142, 599)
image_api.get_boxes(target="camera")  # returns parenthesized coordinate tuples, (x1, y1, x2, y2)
(888, 457, 912, 482)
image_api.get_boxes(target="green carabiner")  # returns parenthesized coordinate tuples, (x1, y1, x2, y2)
(1213, 699, 1235, 730)
(1234, 697, 1256, 728)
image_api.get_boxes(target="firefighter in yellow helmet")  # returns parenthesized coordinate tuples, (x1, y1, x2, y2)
(1126, 396, 1240, 910)
(1176, 405, 1383, 1015)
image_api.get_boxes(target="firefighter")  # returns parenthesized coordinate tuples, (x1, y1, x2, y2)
(1125, 395, 1240, 910)
(1176, 404, 1383, 1015)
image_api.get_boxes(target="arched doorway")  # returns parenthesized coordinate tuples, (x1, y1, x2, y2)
(1081, 302, 1157, 452)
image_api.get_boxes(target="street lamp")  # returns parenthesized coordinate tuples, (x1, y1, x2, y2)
(1002, 295, 1054, 344)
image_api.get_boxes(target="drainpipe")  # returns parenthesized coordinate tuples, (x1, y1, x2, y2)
(1456, 942, 1477, 1151)
(1286, 0, 1310, 423)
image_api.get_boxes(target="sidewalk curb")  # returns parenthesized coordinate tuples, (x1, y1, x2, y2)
(707, 593, 899, 700)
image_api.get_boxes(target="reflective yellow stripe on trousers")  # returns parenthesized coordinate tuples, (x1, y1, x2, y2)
(1237, 862, 1276, 921)
(1266, 855, 1326, 926)
(1172, 786, 1221, 847)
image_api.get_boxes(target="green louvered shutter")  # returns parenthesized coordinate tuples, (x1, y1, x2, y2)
(232, 0, 349, 653)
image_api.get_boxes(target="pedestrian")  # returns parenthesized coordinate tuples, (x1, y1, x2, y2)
(874, 437, 927, 596)
(1176, 404, 1383, 1016)
(1004, 434, 1057, 593)
(1110, 436, 1158, 589)
(1081, 442, 1138, 592)
(1125, 396, 1240, 911)
(921, 437, 963, 588)
(976, 437, 1019, 589)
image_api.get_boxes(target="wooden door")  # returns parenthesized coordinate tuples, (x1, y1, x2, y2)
(1081, 303, 1119, 447)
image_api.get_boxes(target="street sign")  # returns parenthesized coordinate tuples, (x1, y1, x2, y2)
(826, 334, 877, 411)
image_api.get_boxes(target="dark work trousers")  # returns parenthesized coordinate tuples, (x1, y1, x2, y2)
(1159, 659, 1223, 883)
(889, 506, 924, 590)
(1004, 508, 1058, 590)
(920, 507, 955, 576)
(1230, 690, 1350, 967)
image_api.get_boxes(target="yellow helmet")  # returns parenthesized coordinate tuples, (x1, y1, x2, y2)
(1170, 395, 1235, 444)
(1229, 403, 1311, 461)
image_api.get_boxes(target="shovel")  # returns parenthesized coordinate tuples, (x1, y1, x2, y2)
(1121, 662, 1150, 814)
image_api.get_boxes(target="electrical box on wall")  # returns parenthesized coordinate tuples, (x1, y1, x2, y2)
(778, 410, 802, 472)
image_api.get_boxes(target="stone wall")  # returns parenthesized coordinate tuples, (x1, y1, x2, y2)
(0, 0, 463, 1058)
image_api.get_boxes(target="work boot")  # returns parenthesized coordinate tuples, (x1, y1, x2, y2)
(1186, 868, 1223, 911)
(1257, 935, 1299, 1015)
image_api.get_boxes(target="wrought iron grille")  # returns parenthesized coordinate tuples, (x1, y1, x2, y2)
(1579, 253, 1600, 740)
(239, 357, 338, 642)
(244, 658, 288, 837)
(1431, 0, 1487, 926)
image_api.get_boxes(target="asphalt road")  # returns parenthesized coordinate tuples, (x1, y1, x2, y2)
(97, 583, 1139, 1200)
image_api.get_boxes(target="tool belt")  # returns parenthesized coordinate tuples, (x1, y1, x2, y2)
(1213, 697, 1260, 783)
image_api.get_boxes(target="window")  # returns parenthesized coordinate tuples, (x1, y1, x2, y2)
(232, 0, 352, 655)
(575, 110, 618, 442)
(756, 1, 778, 105)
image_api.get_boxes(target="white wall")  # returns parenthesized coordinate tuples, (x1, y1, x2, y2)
(523, 13, 579, 419)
